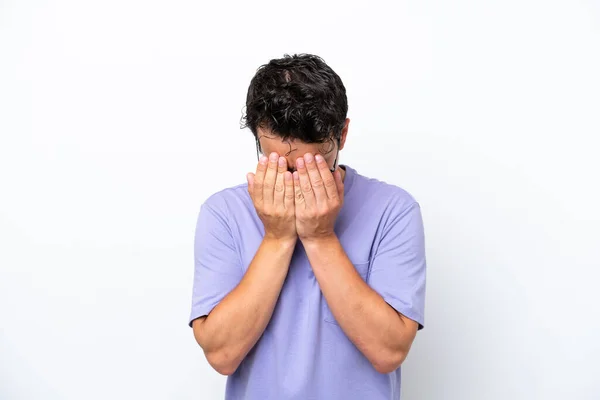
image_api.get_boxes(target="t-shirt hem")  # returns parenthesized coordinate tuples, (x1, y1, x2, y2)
(188, 304, 215, 327)
(384, 299, 425, 331)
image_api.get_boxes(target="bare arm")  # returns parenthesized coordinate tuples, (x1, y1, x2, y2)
(303, 236, 418, 374)
(192, 236, 295, 375)
(292, 153, 420, 374)
(192, 152, 297, 375)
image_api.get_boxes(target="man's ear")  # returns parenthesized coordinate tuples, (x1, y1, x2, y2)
(339, 118, 350, 151)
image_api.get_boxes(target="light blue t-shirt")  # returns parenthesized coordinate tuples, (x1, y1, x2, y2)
(189, 165, 426, 400)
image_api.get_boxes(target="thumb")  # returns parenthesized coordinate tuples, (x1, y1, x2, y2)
(246, 173, 255, 195)
(334, 169, 344, 199)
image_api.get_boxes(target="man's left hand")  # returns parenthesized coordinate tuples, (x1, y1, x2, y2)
(292, 153, 344, 243)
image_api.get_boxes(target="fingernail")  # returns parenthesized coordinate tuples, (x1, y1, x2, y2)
(304, 153, 314, 163)
(293, 171, 299, 180)
(284, 171, 292, 181)
(259, 156, 268, 164)
(297, 158, 305, 168)
(269, 153, 278, 162)
(278, 157, 286, 167)
(315, 154, 324, 163)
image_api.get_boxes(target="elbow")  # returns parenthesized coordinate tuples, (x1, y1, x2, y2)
(211, 363, 238, 376)
(371, 350, 408, 374)
(205, 349, 241, 376)
(193, 318, 240, 376)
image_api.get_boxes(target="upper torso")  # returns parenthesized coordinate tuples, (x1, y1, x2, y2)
(209, 165, 419, 400)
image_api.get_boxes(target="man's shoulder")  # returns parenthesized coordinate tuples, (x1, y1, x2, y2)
(200, 182, 251, 216)
(351, 167, 419, 213)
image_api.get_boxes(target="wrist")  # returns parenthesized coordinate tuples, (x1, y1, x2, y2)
(299, 233, 339, 249)
(263, 234, 297, 250)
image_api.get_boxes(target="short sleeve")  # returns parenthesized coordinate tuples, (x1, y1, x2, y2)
(188, 201, 244, 327)
(368, 202, 427, 330)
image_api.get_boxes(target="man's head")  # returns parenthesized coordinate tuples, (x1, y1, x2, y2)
(241, 54, 349, 172)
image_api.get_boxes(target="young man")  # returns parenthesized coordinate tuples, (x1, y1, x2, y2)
(189, 54, 426, 400)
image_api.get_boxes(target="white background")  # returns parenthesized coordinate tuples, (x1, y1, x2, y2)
(1, 1, 599, 399)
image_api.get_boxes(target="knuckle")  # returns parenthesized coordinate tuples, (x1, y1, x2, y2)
(302, 184, 312, 193)
(274, 184, 284, 193)
(312, 179, 324, 188)
(324, 179, 336, 188)
(263, 206, 274, 216)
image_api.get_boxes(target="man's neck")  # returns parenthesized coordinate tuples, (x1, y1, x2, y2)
(340, 165, 346, 182)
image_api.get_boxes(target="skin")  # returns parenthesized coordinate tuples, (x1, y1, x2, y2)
(192, 118, 419, 375)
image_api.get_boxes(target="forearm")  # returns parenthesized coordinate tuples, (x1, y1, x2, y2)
(303, 235, 416, 373)
(195, 237, 296, 374)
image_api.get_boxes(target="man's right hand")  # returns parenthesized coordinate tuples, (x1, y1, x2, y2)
(247, 152, 296, 242)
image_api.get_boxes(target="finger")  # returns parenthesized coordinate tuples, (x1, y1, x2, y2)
(263, 152, 279, 206)
(246, 173, 255, 199)
(334, 168, 344, 200)
(296, 156, 315, 208)
(293, 171, 305, 209)
(304, 153, 328, 205)
(253, 155, 268, 204)
(284, 171, 294, 211)
(315, 154, 338, 200)
(274, 156, 286, 207)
